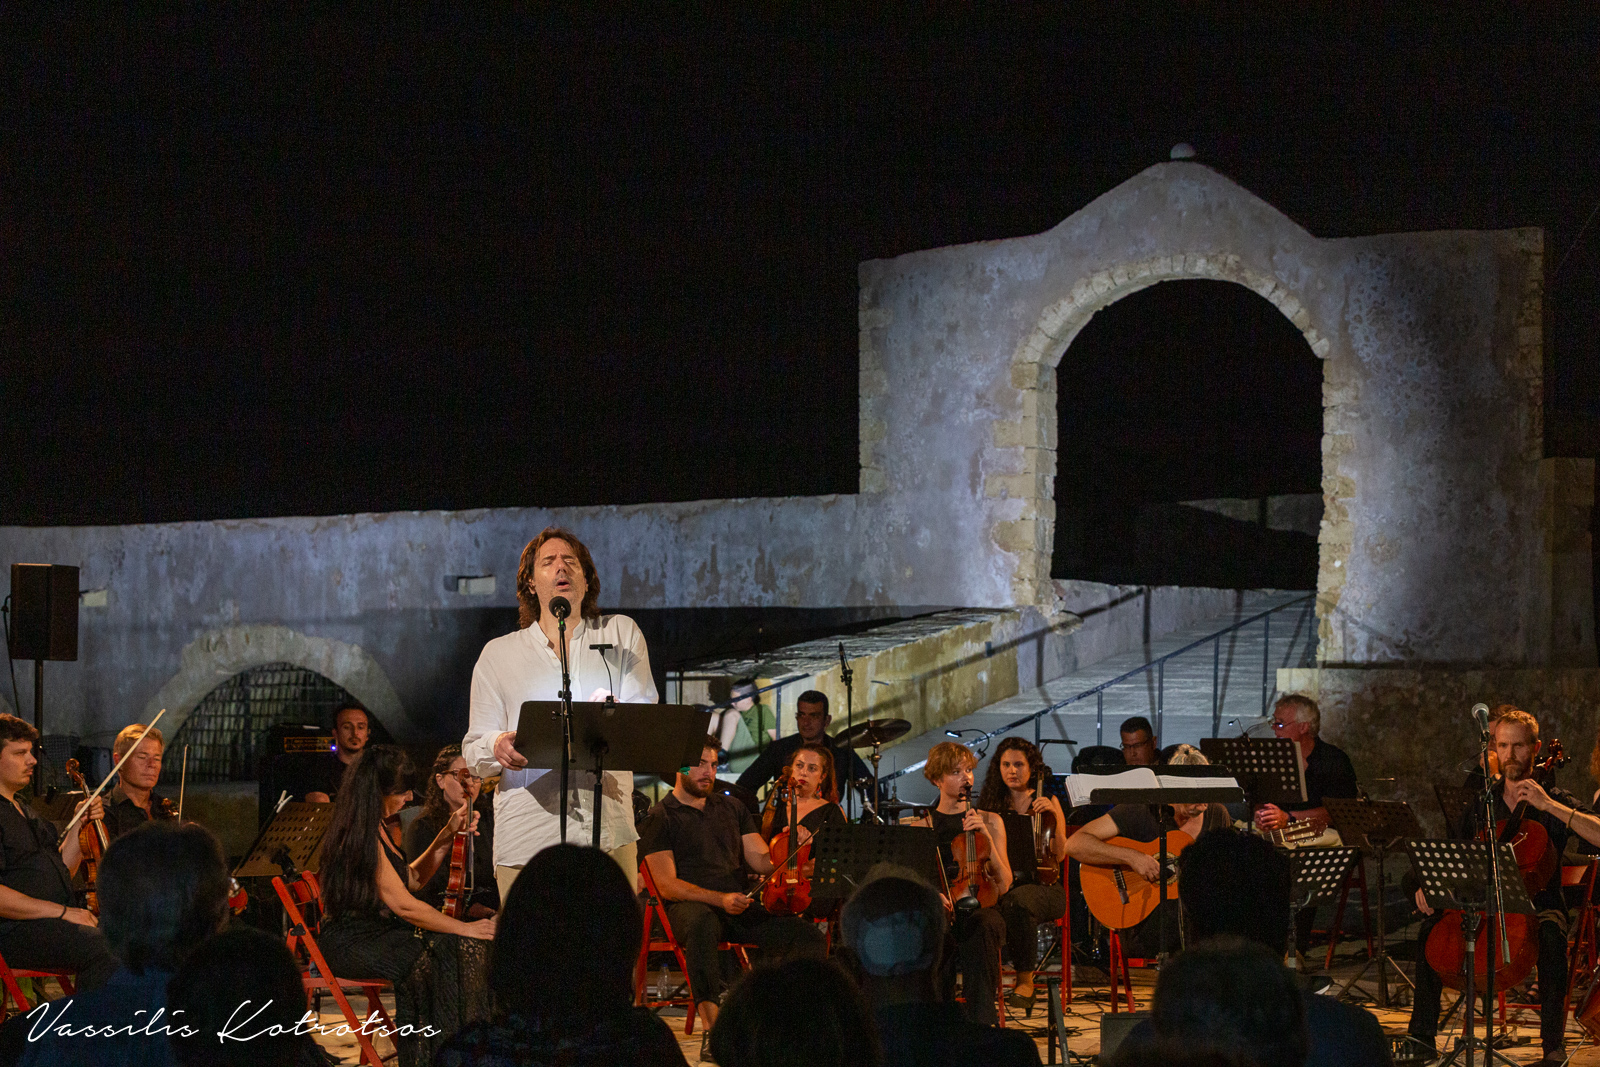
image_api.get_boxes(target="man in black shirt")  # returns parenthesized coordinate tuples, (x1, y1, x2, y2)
(304, 704, 372, 803)
(102, 722, 175, 839)
(0, 714, 119, 991)
(1408, 705, 1590, 1066)
(639, 735, 824, 1036)
(734, 691, 871, 801)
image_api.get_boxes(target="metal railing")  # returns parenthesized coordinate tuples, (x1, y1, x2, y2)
(881, 592, 1316, 783)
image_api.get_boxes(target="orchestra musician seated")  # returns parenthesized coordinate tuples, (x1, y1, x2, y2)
(316, 745, 496, 1067)
(0, 714, 118, 994)
(1063, 745, 1227, 959)
(303, 703, 373, 804)
(904, 741, 1012, 1027)
(638, 735, 826, 1043)
(404, 744, 499, 918)
(102, 723, 177, 839)
(975, 738, 1067, 1015)
(1408, 704, 1597, 1066)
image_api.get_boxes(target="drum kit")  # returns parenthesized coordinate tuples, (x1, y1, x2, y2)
(712, 715, 921, 822)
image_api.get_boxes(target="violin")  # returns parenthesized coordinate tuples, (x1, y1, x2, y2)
(63, 759, 110, 915)
(949, 784, 999, 911)
(760, 776, 817, 917)
(1031, 766, 1060, 886)
(441, 798, 476, 919)
(1423, 740, 1567, 992)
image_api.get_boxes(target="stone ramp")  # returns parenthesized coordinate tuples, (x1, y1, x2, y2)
(875, 590, 1317, 806)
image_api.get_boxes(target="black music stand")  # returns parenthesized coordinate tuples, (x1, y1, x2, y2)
(1326, 797, 1424, 1007)
(1407, 838, 1534, 1067)
(1434, 782, 1479, 840)
(1199, 736, 1307, 809)
(1086, 765, 1244, 960)
(517, 700, 710, 847)
(1286, 846, 1362, 972)
(234, 801, 335, 878)
(808, 824, 944, 903)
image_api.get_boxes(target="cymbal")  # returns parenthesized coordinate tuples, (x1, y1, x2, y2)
(875, 799, 921, 814)
(835, 718, 912, 748)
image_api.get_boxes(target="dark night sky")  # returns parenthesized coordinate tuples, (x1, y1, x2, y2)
(3, 7, 1598, 530)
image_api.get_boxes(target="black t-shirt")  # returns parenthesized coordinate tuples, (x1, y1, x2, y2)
(1288, 739, 1360, 813)
(103, 789, 175, 841)
(403, 803, 500, 913)
(0, 797, 74, 911)
(639, 792, 759, 895)
(1000, 811, 1039, 887)
(303, 753, 353, 800)
(1107, 803, 1228, 842)
(1462, 772, 1589, 912)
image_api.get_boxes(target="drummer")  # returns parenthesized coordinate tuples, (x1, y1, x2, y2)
(736, 691, 874, 800)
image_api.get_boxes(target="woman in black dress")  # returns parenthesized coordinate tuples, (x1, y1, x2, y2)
(404, 744, 499, 918)
(317, 745, 496, 1067)
(760, 741, 847, 842)
(977, 737, 1068, 1014)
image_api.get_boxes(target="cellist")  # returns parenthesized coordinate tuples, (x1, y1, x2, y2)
(905, 741, 1011, 1027)
(1408, 705, 1593, 1066)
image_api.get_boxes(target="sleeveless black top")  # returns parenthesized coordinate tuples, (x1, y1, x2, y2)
(999, 810, 1037, 887)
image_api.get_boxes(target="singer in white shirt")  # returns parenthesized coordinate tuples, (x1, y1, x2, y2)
(462, 528, 658, 897)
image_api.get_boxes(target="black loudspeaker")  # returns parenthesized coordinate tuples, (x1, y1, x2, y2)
(8, 564, 79, 662)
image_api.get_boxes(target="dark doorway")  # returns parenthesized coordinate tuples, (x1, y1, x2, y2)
(1052, 279, 1322, 589)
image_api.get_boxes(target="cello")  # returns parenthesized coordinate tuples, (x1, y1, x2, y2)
(1423, 740, 1567, 992)
(1031, 766, 1060, 886)
(63, 759, 111, 915)
(948, 784, 1000, 911)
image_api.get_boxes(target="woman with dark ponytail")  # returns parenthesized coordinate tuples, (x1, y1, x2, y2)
(318, 745, 495, 1066)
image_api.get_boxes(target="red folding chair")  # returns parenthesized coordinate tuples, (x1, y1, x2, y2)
(0, 948, 74, 1021)
(634, 861, 754, 1035)
(1106, 929, 1154, 1013)
(272, 872, 396, 1066)
(1318, 855, 1376, 969)
(1498, 860, 1599, 1030)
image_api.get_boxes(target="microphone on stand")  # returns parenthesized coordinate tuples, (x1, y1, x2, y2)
(1472, 702, 1490, 736)
(549, 596, 571, 620)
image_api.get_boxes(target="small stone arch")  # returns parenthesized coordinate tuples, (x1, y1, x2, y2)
(997, 254, 1345, 645)
(144, 625, 404, 738)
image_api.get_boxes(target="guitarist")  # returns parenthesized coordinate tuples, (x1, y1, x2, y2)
(906, 741, 1012, 1027)
(1064, 747, 1226, 958)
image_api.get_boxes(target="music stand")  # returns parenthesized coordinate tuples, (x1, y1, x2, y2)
(1326, 797, 1424, 1007)
(1087, 765, 1244, 959)
(808, 824, 944, 903)
(1407, 838, 1534, 1067)
(234, 801, 335, 878)
(517, 700, 710, 847)
(1286, 846, 1362, 971)
(1434, 782, 1479, 840)
(1199, 736, 1307, 808)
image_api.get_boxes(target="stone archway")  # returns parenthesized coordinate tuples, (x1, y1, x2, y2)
(992, 253, 1345, 658)
(143, 625, 404, 737)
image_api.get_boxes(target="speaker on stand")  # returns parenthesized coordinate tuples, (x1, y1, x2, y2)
(5, 564, 80, 791)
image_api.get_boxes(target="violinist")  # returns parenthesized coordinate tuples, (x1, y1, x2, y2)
(905, 741, 1011, 1027)
(759, 742, 847, 842)
(976, 738, 1066, 1015)
(404, 744, 499, 918)
(1408, 705, 1591, 1066)
(0, 713, 119, 991)
(102, 722, 177, 839)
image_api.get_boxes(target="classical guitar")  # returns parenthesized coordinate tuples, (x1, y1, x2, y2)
(1079, 831, 1194, 930)
(1239, 818, 1344, 850)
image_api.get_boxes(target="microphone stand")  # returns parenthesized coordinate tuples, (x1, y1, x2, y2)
(839, 643, 855, 821)
(554, 605, 574, 844)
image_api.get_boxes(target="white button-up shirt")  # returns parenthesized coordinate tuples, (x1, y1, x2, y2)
(463, 614, 658, 866)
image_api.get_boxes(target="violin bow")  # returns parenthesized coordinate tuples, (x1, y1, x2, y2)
(62, 709, 166, 838)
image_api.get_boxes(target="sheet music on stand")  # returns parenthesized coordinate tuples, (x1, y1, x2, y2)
(1324, 798, 1424, 853)
(1199, 737, 1305, 808)
(1289, 846, 1362, 909)
(1407, 838, 1535, 915)
(808, 824, 945, 902)
(234, 801, 334, 877)
(1433, 781, 1479, 840)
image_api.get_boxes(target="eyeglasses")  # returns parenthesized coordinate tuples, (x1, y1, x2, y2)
(1120, 740, 1153, 751)
(446, 770, 481, 784)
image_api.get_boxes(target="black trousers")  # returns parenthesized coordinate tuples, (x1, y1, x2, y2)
(939, 905, 1006, 1026)
(1409, 911, 1570, 1055)
(0, 917, 118, 992)
(664, 901, 825, 1004)
(997, 882, 1067, 971)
